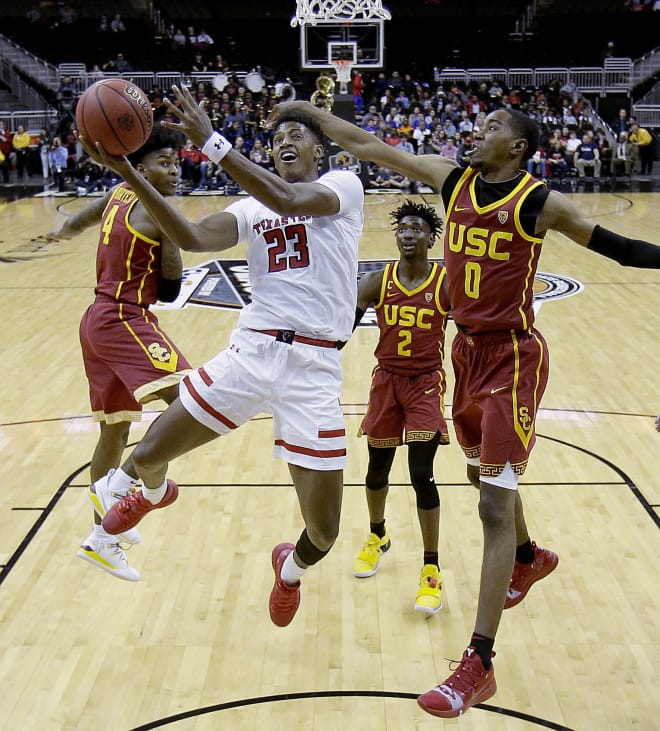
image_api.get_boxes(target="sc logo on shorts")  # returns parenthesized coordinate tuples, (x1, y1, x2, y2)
(148, 342, 172, 363)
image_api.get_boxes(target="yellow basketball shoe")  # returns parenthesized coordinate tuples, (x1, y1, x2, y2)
(414, 564, 443, 614)
(353, 531, 391, 577)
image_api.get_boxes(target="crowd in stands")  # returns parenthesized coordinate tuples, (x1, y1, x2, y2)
(0, 62, 656, 194)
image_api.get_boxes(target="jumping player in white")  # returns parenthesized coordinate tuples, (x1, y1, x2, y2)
(80, 84, 364, 628)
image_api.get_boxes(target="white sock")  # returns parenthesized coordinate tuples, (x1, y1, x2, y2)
(142, 480, 167, 505)
(107, 467, 139, 494)
(281, 551, 308, 585)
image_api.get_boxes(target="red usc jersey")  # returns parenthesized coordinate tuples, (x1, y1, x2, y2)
(444, 168, 546, 334)
(373, 261, 449, 376)
(94, 183, 161, 306)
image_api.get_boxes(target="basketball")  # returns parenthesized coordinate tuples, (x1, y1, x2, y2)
(75, 79, 154, 156)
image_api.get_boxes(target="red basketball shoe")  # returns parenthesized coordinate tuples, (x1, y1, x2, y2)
(504, 542, 558, 609)
(102, 479, 179, 535)
(269, 543, 301, 627)
(417, 648, 496, 718)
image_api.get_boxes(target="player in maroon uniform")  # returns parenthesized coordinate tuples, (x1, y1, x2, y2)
(268, 102, 660, 717)
(48, 125, 191, 582)
(352, 200, 450, 615)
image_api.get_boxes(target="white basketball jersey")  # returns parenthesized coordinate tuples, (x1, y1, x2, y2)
(226, 170, 364, 341)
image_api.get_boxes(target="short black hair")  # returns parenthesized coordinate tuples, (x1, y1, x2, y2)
(390, 199, 443, 246)
(501, 108, 539, 163)
(273, 110, 326, 148)
(127, 123, 184, 166)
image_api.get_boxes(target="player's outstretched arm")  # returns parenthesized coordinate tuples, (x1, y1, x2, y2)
(540, 190, 660, 268)
(47, 193, 111, 240)
(268, 101, 457, 190)
(162, 85, 340, 217)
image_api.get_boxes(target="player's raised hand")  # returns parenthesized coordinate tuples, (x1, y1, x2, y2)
(161, 85, 214, 148)
(76, 132, 133, 178)
(265, 100, 310, 129)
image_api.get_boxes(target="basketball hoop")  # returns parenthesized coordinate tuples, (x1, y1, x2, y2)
(332, 59, 353, 95)
(291, 0, 392, 27)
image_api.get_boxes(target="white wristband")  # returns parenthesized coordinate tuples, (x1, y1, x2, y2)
(202, 132, 232, 164)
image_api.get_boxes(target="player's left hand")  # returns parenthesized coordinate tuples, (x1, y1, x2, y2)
(161, 85, 214, 149)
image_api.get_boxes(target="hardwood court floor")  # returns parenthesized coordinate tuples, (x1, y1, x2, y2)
(0, 188, 658, 730)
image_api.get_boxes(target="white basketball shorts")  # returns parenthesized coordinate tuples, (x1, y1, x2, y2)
(179, 328, 347, 470)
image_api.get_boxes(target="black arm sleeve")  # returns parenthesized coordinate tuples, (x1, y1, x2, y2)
(157, 277, 182, 302)
(336, 306, 365, 351)
(353, 306, 366, 331)
(588, 225, 660, 268)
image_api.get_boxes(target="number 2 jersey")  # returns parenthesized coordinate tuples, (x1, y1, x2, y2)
(225, 169, 364, 343)
(441, 167, 549, 335)
(373, 261, 449, 376)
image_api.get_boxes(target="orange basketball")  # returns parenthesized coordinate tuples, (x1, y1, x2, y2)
(75, 79, 154, 156)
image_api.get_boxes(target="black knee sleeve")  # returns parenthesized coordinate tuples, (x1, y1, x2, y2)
(365, 445, 396, 491)
(295, 529, 331, 566)
(408, 438, 441, 510)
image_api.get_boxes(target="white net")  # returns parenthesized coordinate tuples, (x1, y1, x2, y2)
(332, 60, 353, 94)
(291, 0, 391, 27)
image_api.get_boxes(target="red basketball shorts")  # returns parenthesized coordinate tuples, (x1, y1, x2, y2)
(360, 366, 450, 447)
(79, 298, 191, 423)
(451, 327, 549, 479)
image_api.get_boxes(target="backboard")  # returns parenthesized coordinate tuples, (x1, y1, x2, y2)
(300, 19, 385, 70)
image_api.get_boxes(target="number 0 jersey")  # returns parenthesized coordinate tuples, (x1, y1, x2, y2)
(443, 168, 546, 334)
(373, 261, 449, 376)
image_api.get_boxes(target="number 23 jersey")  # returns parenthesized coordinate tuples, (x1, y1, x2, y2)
(226, 169, 364, 342)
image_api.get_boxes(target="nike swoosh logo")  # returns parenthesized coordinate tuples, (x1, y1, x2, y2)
(454, 206, 469, 212)
(490, 386, 508, 394)
(424, 388, 435, 395)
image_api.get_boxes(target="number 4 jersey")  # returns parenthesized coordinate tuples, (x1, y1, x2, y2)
(226, 169, 364, 343)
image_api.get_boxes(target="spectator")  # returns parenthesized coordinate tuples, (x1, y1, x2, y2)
(629, 122, 654, 175)
(574, 133, 601, 180)
(49, 136, 69, 192)
(369, 165, 410, 190)
(395, 133, 415, 155)
(0, 121, 12, 183)
(37, 127, 52, 181)
(610, 108, 630, 136)
(610, 131, 634, 180)
(439, 137, 458, 161)
(547, 141, 568, 179)
(172, 28, 187, 51)
(103, 53, 132, 73)
(0, 148, 7, 183)
(249, 138, 271, 169)
(12, 125, 31, 181)
(179, 139, 202, 188)
(97, 15, 109, 33)
(191, 52, 208, 72)
(527, 146, 548, 179)
(196, 29, 215, 50)
(352, 70, 366, 115)
(110, 13, 126, 32)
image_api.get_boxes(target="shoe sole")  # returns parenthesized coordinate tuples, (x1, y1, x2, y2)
(417, 677, 497, 718)
(76, 547, 141, 582)
(352, 539, 391, 578)
(86, 485, 141, 545)
(504, 554, 559, 609)
(414, 600, 443, 615)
